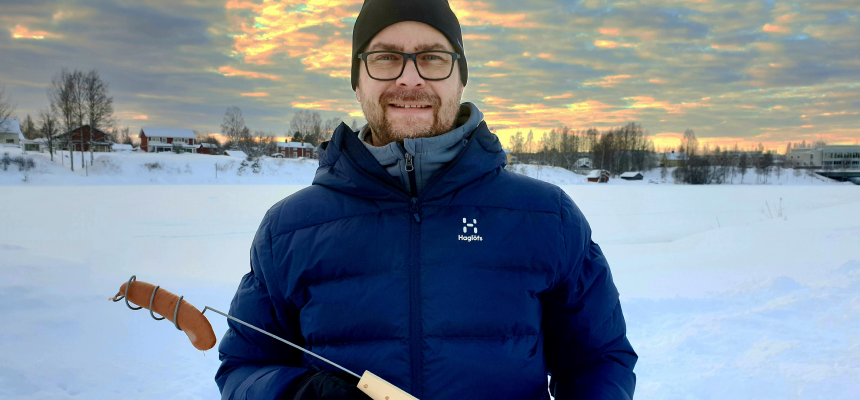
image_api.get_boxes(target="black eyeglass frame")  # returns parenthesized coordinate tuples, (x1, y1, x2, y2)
(356, 50, 462, 81)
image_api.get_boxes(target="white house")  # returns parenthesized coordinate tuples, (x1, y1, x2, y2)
(0, 118, 23, 147)
(139, 127, 200, 153)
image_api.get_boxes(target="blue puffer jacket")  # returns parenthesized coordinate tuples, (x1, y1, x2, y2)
(215, 121, 637, 400)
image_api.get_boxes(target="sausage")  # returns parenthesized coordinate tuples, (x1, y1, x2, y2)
(110, 280, 216, 351)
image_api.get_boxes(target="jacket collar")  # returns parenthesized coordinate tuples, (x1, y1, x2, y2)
(314, 117, 506, 202)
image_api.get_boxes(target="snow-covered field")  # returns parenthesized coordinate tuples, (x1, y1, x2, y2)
(1, 149, 859, 399)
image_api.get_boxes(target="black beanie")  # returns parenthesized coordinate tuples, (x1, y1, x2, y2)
(351, 0, 467, 91)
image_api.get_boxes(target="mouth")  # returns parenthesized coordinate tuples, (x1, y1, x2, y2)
(388, 103, 433, 110)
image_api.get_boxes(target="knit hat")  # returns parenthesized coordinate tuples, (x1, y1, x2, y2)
(351, 0, 467, 91)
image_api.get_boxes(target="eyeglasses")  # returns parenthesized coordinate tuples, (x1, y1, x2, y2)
(357, 50, 461, 81)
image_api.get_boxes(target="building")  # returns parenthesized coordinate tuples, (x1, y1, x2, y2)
(197, 143, 219, 155)
(0, 118, 23, 147)
(111, 143, 134, 152)
(139, 127, 199, 153)
(586, 169, 610, 183)
(620, 171, 644, 180)
(787, 145, 860, 169)
(659, 151, 689, 167)
(276, 141, 315, 158)
(224, 150, 248, 159)
(54, 125, 112, 152)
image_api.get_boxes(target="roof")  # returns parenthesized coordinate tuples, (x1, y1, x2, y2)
(199, 143, 218, 148)
(148, 142, 200, 148)
(664, 152, 689, 161)
(277, 141, 316, 149)
(586, 169, 609, 178)
(620, 172, 643, 178)
(140, 127, 196, 139)
(224, 150, 248, 158)
(0, 118, 22, 139)
(112, 144, 134, 151)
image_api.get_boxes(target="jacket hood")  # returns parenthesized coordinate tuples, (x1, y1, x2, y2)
(314, 120, 506, 202)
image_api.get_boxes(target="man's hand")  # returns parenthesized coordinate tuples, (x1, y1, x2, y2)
(292, 369, 373, 400)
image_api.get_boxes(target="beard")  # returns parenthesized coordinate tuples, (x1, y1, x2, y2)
(360, 87, 462, 145)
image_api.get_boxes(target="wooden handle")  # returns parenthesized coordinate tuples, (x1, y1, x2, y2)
(357, 371, 419, 400)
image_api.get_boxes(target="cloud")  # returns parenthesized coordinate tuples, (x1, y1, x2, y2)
(584, 75, 632, 88)
(241, 92, 269, 97)
(218, 66, 281, 81)
(10, 25, 61, 39)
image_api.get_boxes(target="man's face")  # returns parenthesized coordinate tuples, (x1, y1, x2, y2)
(356, 21, 464, 145)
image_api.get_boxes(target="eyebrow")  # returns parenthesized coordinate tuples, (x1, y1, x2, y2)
(367, 42, 451, 52)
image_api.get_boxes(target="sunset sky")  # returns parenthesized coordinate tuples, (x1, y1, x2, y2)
(2, 0, 859, 152)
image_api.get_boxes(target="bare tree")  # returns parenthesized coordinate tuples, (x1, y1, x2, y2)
(48, 68, 78, 171)
(83, 69, 115, 161)
(322, 117, 342, 142)
(0, 85, 15, 127)
(290, 110, 323, 144)
(37, 107, 59, 161)
(120, 126, 133, 145)
(221, 106, 245, 146)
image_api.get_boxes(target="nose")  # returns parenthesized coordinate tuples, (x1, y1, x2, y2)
(396, 58, 425, 88)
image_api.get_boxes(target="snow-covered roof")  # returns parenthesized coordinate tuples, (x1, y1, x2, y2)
(277, 141, 316, 149)
(140, 127, 196, 139)
(586, 169, 609, 178)
(225, 150, 248, 158)
(620, 172, 643, 178)
(148, 142, 200, 148)
(199, 143, 218, 148)
(664, 152, 689, 161)
(112, 144, 134, 151)
(0, 118, 22, 139)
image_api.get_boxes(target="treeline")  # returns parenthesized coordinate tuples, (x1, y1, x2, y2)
(207, 106, 358, 158)
(508, 122, 656, 175)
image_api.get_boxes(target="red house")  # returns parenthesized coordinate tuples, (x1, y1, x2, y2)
(275, 141, 316, 158)
(139, 127, 199, 153)
(197, 143, 219, 155)
(53, 125, 113, 152)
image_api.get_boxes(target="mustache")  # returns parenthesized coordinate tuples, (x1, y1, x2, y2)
(380, 90, 440, 106)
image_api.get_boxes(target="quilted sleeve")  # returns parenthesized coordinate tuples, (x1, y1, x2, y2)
(215, 210, 312, 400)
(543, 191, 638, 400)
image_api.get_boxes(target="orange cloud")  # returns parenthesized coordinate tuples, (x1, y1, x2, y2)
(624, 96, 709, 114)
(584, 74, 632, 88)
(219, 66, 281, 80)
(241, 92, 269, 97)
(537, 53, 552, 59)
(301, 38, 352, 77)
(292, 102, 325, 109)
(594, 40, 618, 48)
(449, 0, 533, 28)
(763, 24, 790, 33)
(649, 78, 668, 84)
(11, 25, 60, 39)
(598, 28, 619, 35)
(132, 114, 149, 120)
(483, 97, 511, 105)
(463, 34, 491, 40)
(543, 94, 572, 100)
(484, 61, 504, 67)
(489, 73, 507, 78)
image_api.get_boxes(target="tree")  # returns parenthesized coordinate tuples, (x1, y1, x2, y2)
(21, 114, 38, 140)
(681, 129, 698, 158)
(738, 153, 748, 183)
(321, 117, 342, 142)
(221, 106, 245, 146)
(290, 110, 322, 144)
(48, 68, 78, 171)
(0, 84, 15, 127)
(120, 126, 133, 145)
(37, 107, 59, 161)
(83, 69, 115, 161)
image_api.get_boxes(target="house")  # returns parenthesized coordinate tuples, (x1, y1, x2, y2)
(574, 157, 591, 169)
(275, 141, 316, 158)
(659, 151, 689, 167)
(21, 137, 47, 152)
(0, 118, 23, 147)
(197, 143, 219, 155)
(139, 127, 199, 153)
(586, 169, 610, 183)
(54, 125, 112, 152)
(224, 150, 248, 159)
(620, 171, 644, 180)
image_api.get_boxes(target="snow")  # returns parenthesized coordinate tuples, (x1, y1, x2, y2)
(223, 150, 247, 159)
(140, 127, 196, 139)
(1, 148, 859, 399)
(0, 117, 22, 136)
(620, 171, 643, 179)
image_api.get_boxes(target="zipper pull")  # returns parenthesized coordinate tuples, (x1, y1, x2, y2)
(405, 153, 414, 172)
(411, 197, 421, 223)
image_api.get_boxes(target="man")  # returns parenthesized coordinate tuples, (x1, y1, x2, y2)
(215, 0, 637, 399)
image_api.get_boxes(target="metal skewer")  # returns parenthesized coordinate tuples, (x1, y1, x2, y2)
(202, 306, 361, 379)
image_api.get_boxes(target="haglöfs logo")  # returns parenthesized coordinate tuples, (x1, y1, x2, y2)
(459, 218, 483, 242)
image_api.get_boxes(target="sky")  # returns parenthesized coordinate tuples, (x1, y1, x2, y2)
(1, 0, 859, 152)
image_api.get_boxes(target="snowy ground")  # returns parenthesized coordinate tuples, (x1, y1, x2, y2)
(1, 150, 859, 399)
